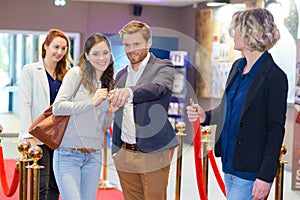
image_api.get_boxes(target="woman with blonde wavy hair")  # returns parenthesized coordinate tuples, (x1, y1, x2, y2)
(187, 8, 288, 200)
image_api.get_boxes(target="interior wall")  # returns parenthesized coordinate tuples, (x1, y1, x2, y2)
(0, 0, 199, 50)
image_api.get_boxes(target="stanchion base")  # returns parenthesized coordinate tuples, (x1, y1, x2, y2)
(98, 180, 117, 189)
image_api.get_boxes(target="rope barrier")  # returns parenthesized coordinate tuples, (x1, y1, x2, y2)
(0, 146, 20, 197)
(192, 115, 284, 200)
(192, 120, 208, 200)
(99, 125, 117, 189)
(108, 126, 113, 137)
(207, 150, 226, 196)
(192, 119, 226, 199)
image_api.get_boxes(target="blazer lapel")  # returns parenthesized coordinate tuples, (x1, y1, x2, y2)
(225, 59, 240, 91)
(116, 53, 156, 88)
(37, 62, 50, 103)
(135, 53, 156, 86)
(241, 54, 273, 115)
(116, 67, 128, 88)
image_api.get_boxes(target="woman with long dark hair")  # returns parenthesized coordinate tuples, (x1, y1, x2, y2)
(52, 33, 115, 200)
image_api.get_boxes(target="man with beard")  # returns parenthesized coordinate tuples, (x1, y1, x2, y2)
(109, 20, 179, 200)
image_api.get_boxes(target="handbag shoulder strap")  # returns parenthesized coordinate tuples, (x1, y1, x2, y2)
(72, 79, 82, 98)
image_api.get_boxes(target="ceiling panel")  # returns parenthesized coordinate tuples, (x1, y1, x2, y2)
(68, 0, 207, 7)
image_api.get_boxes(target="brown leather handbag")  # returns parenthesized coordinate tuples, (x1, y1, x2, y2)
(29, 80, 82, 150)
(296, 111, 300, 124)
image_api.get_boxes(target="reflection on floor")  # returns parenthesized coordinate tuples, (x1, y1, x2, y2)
(1, 137, 300, 200)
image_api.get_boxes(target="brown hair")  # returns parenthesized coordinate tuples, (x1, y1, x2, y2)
(78, 33, 114, 93)
(42, 29, 73, 81)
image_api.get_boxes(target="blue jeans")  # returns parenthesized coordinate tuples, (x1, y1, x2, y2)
(224, 173, 254, 200)
(53, 147, 102, 200)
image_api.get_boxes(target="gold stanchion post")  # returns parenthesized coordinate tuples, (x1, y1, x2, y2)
(27, 146, 44, 200)
(0, 124, 3, 142)
(175, 121, 186, 200)
(17, 140, 32, 200)
(99, 131, 116, 189)
(0, 123, 3, 145)
(201, 126, 211, 196)
(275, 145, 287, 200)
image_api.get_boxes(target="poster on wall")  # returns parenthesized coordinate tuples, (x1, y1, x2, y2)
(267, 1, 297, 104)
(271, 0, 300, 191)
(292, 45, 300, 191)
(264, 0, 300, 191)
(210, 4, 243, 98)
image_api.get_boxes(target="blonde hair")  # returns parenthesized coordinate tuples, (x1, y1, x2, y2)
(119, 20, 152, 42)
(229, 8, 280, 52)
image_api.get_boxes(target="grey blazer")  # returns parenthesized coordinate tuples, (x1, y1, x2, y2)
(112, 53, 180, 154)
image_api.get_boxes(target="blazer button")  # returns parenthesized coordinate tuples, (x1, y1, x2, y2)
(237, 140, 242, 145)
(239, 122, 243, 127)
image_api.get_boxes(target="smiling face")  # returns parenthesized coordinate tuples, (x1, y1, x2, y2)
(122, 31, 152, 69)
(85, 41, 111, 79)
(44, 36, 68, 63)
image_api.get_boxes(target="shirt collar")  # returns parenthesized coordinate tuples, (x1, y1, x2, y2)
(127, 52, 150, 73)
(236, 51, 268, 77)
(37, 60, 45, 69)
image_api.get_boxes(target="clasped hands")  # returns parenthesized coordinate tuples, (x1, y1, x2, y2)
(93, 88, 131, 114)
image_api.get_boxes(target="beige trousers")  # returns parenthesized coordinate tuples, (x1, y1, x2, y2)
(113, 148, 172, 200)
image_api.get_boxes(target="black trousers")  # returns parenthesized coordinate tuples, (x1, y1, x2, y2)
(37, 144, 59, 200)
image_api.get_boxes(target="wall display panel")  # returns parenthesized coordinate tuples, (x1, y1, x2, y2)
(0, 30, 80, 115)
(168, 51, 188, 130)
(267, 1, 297, 104)
(107, 33, 183, 130)
(106, 34, 178, 73)
(268, 0, 300, 191)
(292, 40, 300, 191)
(210, 5, 243, 98)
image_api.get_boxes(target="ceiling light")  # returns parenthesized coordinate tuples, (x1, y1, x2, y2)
(206, 0, 229, 7)
(54, 0, 66, 6)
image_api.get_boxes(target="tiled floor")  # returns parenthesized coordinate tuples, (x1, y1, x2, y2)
(1, 137, 300, 199)
(1, 106, 300, 199)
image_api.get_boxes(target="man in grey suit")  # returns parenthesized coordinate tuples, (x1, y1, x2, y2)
(109, 20, 179, 200)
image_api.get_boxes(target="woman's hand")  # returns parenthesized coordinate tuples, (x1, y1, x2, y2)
(186, 103, 206, 123)
(252, 179, 270, 200)
(107, 105, 119, 114)
(93, 88, 108, 106)
(27, 138, 37, 146)
(108, 88, 130, 108)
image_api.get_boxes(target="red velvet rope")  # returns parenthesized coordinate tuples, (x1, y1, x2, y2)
(207, 150, 226, 196)
(209, 148, 269, 200)
(108, 126, 113, 137)
(0, 146, 20, 197)
(192, 120, 208, 200)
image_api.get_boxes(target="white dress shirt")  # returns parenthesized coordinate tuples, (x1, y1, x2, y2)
(121, 53, 150, 144)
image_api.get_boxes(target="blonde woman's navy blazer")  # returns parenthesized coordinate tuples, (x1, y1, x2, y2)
(202, 53, 288, 183)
